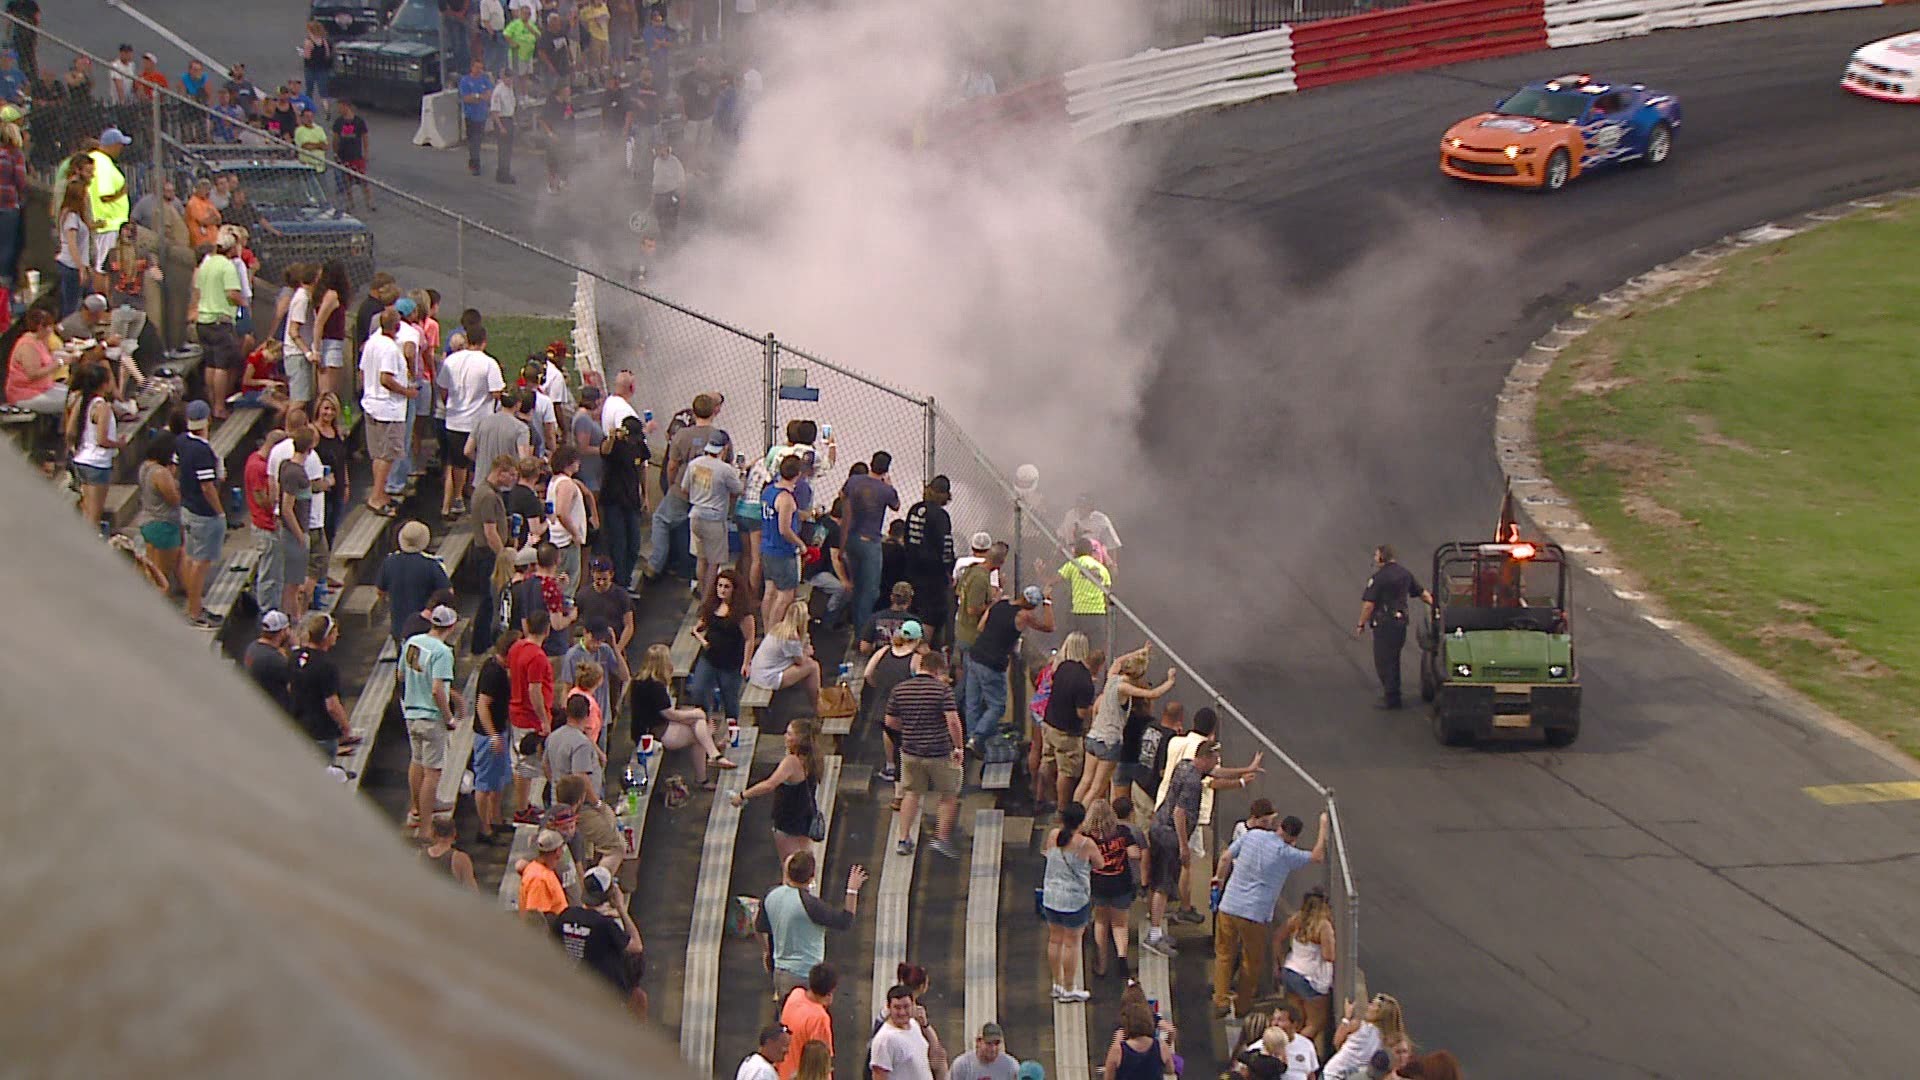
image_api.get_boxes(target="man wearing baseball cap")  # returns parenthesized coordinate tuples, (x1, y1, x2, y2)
(684, 435, 743, 602)
(966, 577, 1055, 752)
(175, 400, 227, 627)
(189, 225, 246, 417)
(553, 865, 648, 1015)
(517, 828, 570, 923)
(400, 604, 465, 840)
(949, 1022, 1018, 1080)
(88, 129, 131, 274)
(243, 609, 294, 713)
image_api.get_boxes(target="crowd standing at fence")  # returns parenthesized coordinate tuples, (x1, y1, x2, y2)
(0, 5, 1465, 1077)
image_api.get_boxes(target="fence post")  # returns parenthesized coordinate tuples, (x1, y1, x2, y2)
(762, 333, 778, 457)
(151, 92, 164, 174)
(922, 397, 937, 486)
(152, 91, 166, 343)
(456, 218, 467, 314)
(1011, 501, 1024, 593)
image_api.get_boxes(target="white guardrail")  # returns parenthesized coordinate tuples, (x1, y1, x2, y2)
(1064, 27, 1295, 138)
(571, 270, 606, 386)
(1065, 1, 1885, 135)
(1545, 0, 1881, 48)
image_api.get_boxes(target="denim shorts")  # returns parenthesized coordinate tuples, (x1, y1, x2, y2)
(318, 338, 347, 369)
(763, 551, 801, 590)
(470, 728, 512, 792)
(1042, 902, 1091, 929)
(1281, 966, 1328, 1000)
(70, 461, 112, 486)
(1085, 735, 1124, 762)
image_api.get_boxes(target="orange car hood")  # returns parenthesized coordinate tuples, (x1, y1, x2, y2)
(1445, 113, 1570, 145)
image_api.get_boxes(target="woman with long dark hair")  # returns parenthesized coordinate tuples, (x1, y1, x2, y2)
(308, 260, 352, 404)
(688, 566, 756, 726)
(52, 178, 94, 318)
(731, 717, 823, 865)
(64, 357, 122, 533)
(1040, 801, 1101, 1002)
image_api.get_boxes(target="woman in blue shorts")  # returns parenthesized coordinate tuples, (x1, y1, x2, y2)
(1042, 801, 1103, 1004)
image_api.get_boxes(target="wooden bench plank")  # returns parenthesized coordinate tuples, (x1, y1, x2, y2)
(202, 541, 266, 620)
(337, 638, 400, 791)
(740, 681, 774, 713)
(330, 505, 389, 568)
(807, 756, 843, 894)
(965, 809, 1005, 1042)
(209, 405, 263, 460)
(820, 713, 854, 738)
(668, 599, 703, 680)
(434, 667, 483, 811)
(613, 741, 666, 893)
(435, 527, 474, 580)
(871, 811, 922, 1022)
(105, 484, 138, 527)
(1052, 996, 1091, 1080)
(680, 725, 760, 1079)
(980, 762, 1013, 791)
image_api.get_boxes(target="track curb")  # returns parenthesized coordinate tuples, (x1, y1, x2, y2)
(1493, 185, 1920, 779)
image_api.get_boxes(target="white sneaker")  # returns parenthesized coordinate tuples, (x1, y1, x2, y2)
(1064, 988, 1091, 1003)
(1050, 984, 1068, 1002)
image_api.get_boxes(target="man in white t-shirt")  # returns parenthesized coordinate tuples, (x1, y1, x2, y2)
(870, 984, 943, 1080)
(109, 45, 139, 104)
(735, 1023, 788, 1080)
(387, 297, 429, 499)
(1268, 1007, 1319, 1080)
(1060, 494, 1122, 569)
(438, 325, 505, 517)
(359, 307, 414, 516)
(601, 368, 639, 432)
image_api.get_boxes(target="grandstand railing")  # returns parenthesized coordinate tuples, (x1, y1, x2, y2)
(9, 8, 1364, 1009)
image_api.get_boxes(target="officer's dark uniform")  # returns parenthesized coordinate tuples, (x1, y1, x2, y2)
(1362, 560, 1426, 707)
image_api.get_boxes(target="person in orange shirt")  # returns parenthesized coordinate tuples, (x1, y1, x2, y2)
(778, 963, 837, 1080)
(518, 829, 569, 924)
(136, 52, 169, 99)
(185, 178, 222, 251)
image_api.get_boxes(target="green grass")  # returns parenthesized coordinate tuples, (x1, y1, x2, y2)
(1535, 197, 1920, 760)
(485, 314, 579, 389)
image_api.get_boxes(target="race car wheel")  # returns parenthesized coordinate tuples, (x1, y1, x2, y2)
(1643, 122, 1673, 167)
(1541, 148, 1571, 193)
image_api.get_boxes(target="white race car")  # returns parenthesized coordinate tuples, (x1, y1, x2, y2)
(1843, 31, 1920, 102)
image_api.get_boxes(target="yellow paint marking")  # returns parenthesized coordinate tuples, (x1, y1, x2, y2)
(1802, 781, 1920, 806)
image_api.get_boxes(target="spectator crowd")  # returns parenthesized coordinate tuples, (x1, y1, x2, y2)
(0, 9, 1471, 1080)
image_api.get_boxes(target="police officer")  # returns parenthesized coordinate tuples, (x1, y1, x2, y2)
(1354, 544, 1434, 709)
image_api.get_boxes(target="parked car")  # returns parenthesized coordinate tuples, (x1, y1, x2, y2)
(173, 144, 377, 288)
(309, 0, 407, 43)
(330, 0, 444, 113)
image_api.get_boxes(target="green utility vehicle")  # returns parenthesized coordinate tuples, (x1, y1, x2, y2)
(1416, 539, 1581, 747)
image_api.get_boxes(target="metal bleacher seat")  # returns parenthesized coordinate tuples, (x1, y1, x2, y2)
(870, 810, 922, 1021)
(680, 725, 759, 1079)
(965, 809, 1005, 1042)
(807, 756, 842, 894)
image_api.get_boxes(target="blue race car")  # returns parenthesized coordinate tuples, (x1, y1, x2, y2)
(1440, 74, 1682, 191)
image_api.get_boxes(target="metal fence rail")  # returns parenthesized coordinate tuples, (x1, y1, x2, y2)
(10, 5, 1363, 1015)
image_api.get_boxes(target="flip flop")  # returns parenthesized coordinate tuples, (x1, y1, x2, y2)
(708, 757, 738, 770)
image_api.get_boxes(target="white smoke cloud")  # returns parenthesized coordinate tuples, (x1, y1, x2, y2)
(639, 0, 1164, 490)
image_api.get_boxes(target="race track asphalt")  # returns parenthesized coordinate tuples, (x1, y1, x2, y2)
(1122, 9, 1920, 1076)
(33, 3, 1920, 1075)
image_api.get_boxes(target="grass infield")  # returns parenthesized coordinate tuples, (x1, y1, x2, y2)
(1536, 198, 1920, 760)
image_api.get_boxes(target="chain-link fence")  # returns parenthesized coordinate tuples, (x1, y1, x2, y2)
(12, 5, 1364, 1019)
(1157, 0, 1431, 40)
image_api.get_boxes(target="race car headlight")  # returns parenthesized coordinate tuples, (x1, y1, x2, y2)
(1453, 663, 1472, 678)
(1548, 664, 1567, 678)
(1504, 145, 1520, 159)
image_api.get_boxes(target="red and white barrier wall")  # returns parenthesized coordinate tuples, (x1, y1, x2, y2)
(1062, 0, 1893, 136)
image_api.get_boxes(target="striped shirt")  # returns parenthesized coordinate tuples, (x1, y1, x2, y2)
(885, 673, 958, 758)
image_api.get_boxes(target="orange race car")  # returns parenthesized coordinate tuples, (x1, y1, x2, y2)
(1439, 74, 1682, 192)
